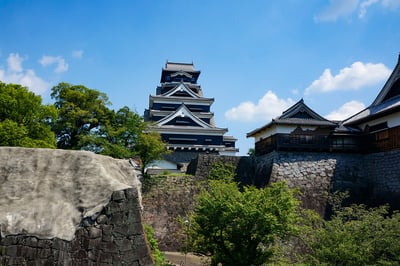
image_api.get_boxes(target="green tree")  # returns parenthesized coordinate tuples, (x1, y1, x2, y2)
(134, 131, 168, 174)
(247, 148, 255, 157)
(0, 82, 57, 148)
(188, 179, 300, 266)
(51, 82, 112, 149)
(79, 106, 145, 158)
(305, 201, 400, 265)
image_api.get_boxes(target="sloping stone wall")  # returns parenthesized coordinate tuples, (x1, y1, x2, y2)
(269, 152, 366, 215)
(142, 175, 199, 251)
(0, 188, 153, 265)
(186, 154, 258, 185)
(363, 150, 400, 209)
(187, 151, 400, 216)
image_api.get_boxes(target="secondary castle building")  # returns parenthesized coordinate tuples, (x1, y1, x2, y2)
(248, 54, 400, 156)
(144, 62, 238, 171)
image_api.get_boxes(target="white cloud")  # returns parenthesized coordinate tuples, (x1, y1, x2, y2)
(72, 50, 84, 59)
(39, 55, 69, 73)
(0, 53, 50, 95)
(305, 61, 391, 95)
(315, 0, 359, 22)
(225, 90, 295, 122)
(7, 53, 24, 72)
(325, 100, 366, 120)
(359, 0, 379, 17)
(316, 0, 400, 21)
(360, 0, 400, 17)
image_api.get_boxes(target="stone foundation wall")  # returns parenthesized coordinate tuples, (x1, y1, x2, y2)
(364, 150, 400, 209)
(0, 188, 153, 265)
(186, 154, 257, 185)
(142, 176, 199, 251)
(187, 150, 400, 215)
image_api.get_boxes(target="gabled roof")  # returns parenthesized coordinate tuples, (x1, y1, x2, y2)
(279, 99, 332, 121)
(165, 62, 195, 72)
(372, 54, 400, 106)
(247, 99, 336, 137)
(156, 104, 213, 128)
(162, 83, 200, 98)
(160, 61, 201, 83)
(344, 55, 400, 126)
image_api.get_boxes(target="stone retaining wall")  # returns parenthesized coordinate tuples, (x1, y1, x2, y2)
(142, 176, 199, 251)
(0, 188, 153, 265)
(364, 150, 400, 209)
(187, 150, 400, 215)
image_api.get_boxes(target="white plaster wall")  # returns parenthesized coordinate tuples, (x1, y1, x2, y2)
(253, 125, 318, 142)
(146, 159, 177, 170)
(359, 111, 400, 130)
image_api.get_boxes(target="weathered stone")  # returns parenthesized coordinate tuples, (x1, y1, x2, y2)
(89, 227, 102, 239)
(112, 190, 126, 202)
(5, 245, 17, 257)
(96, 214, 108, 224)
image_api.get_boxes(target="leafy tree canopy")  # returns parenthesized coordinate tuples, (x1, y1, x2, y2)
(304, 194, 400, 265)
(51, 82, 112, 149)
(134, 130, 168, 174)
(0, 82, 57, 148)
(188, 170, 300, 266)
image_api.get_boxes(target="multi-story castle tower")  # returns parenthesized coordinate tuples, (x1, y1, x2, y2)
(144, 61, 237, 171)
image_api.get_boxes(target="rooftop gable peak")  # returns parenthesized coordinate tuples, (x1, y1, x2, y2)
(156, 104, 213, 128)
(162, 83, 200, 98)
(371, 54, 400, 106)
(279, 99, 328, 121)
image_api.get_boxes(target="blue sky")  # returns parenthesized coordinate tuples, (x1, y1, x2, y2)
(1, 0, 400, 155)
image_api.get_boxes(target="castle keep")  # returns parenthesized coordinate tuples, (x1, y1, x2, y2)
(144, 62, 238, 171)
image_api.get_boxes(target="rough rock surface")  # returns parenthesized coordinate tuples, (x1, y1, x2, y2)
(0, 147, 153, 265)
(0, 147, 141, 241)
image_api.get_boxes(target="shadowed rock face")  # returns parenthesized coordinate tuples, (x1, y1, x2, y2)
(0, 147, 141, 241)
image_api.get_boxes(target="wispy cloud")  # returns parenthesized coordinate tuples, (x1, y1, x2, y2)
(315, 0, 400, 21)
(39, 55, 69, 73)
(325, 100, 365, 120)
(72, 50, 84, 59)
(0, 53, 50, 95)
(315, 0, 359, 22)
(7, 53, 24, 72)
(305, 61, 391, 95)
(225, 90, 295, 123)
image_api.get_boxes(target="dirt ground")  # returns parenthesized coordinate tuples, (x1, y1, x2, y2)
(164, 251, 207, 266)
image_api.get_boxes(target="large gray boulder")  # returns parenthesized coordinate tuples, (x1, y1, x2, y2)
(0, 147, 141, 241)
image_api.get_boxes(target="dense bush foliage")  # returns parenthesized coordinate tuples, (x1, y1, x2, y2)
(303, 198, 400, 265)
(187, 163, 400, 265)
(188, 163, 300, 266)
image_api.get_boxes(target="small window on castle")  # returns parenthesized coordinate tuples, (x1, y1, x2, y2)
(369, 122, 388, 133)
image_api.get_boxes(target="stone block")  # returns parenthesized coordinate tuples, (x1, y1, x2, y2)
(38, 248, 52, 259)
(96, 214, 108, 224)
(88, 238, 102, 250)
(114, 238, 133, 252)
(112, 190, 126, 202)
(89, 227, 102, 239)
(100, 241, 118, 254)
(2, 236, 18, 246)
(5, 245, 17, 257)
